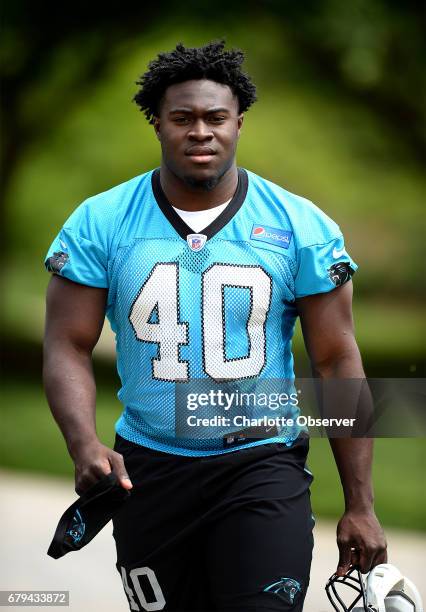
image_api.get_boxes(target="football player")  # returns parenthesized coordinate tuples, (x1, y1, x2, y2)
(43, 41, 387, 611)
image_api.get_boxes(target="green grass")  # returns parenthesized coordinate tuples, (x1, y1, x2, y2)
(1, 378, 425, 530)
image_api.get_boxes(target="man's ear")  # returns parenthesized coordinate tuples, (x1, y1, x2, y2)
(153, 117, 161, 140)
(237, 113, 244, 137)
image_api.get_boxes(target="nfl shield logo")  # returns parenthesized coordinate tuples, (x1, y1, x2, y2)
(187, 234, 207, 252)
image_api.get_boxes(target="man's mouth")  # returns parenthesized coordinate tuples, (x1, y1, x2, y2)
(185, 146, 216, 164)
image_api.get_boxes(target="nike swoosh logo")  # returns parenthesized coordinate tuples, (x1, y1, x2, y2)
(332, 247, 346, 259)
(265, 426, 274, 433)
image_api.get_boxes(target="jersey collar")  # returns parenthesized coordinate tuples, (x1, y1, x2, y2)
(151, 167, 248, 240)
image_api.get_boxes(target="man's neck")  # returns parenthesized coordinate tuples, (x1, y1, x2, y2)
(159, 163, 239, 212)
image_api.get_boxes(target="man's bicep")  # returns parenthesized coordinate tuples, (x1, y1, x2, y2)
(45, 275, 107, 352)
(296, 281, 358, 368)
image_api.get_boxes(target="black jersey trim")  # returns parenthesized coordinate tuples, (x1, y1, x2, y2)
(151, 168, 248, 240)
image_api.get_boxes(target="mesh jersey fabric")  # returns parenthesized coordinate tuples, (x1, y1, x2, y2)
(45, 168, 357, 456)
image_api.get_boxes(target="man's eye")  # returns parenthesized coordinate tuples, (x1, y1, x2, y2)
(209, 116, 226, 124)
(173, 117, 190, 124)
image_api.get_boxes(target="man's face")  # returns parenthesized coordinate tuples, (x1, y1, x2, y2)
(154, 79, 243, 190)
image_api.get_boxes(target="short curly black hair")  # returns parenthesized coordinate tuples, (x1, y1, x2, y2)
(134, 40, 257, 124)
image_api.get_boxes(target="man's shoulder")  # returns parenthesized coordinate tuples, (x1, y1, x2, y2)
(60, 170, 156, 249)
(82, 169, 154, 215)
(244, 168, 341, 247)
(245, 168, 325, 216)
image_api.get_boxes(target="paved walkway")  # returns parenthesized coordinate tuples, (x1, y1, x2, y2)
(1, 470, 424, 611)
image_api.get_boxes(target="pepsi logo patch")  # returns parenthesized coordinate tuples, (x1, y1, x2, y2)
(251, 224, 292, 249)
(187, 233, 207, 252)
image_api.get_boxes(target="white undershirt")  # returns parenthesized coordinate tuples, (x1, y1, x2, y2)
(172, 199, 231, 233)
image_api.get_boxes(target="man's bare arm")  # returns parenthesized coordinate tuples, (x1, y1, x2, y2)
(43, 275, 132, 493)
(297, 282, 386, 576)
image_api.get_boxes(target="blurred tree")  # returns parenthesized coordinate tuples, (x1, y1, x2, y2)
(274, 0, 426, 152)
(1, 2, 158, 253)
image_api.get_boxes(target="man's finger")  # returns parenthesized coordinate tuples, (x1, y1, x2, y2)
(75, 460, 111, 495)
(358, 546, 376, 574)
(370, 545, 388, 572)
(350, 547, 360, 569)
(109, 452, 133, 489)
(336, 538, 352, 577)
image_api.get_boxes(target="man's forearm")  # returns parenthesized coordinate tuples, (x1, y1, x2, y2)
(299, 286, 387, 574)
(43, 342, 99, 458)
(43, 277, 130, 493)
(314, 349, 375, 511)
(329, 437, 374, 511)
(43, 340, 132, 493)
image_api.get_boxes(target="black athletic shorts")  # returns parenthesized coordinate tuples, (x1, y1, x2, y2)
(113, 434, 315, 612)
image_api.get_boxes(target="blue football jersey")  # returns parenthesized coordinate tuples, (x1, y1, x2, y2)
(45, 168, 357, 456)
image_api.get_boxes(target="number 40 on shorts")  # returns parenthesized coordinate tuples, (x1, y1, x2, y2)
(120, 566, 166, 611)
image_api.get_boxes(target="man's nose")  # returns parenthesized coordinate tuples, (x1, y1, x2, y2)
(188, 119, 213, 141)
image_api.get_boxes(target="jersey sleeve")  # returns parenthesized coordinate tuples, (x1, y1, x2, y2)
(294, 235, 358, 298)
(44, 201, 109, 288)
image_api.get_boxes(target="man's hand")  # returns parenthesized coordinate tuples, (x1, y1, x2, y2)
(336, 509, 387, 576)
(71, 438, 133, 495)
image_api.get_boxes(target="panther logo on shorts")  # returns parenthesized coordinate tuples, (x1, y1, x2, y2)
(263, 577, 302, 603)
